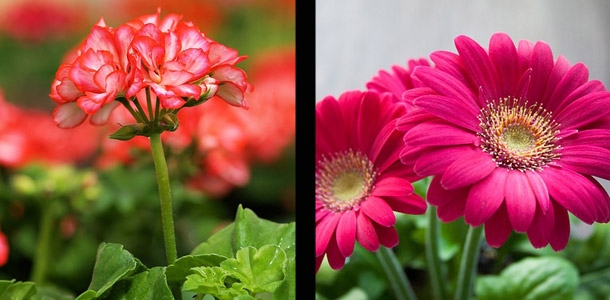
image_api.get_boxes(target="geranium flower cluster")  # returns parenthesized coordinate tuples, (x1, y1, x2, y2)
(50, 8, 249, 129)
(97, 48, 295, 196)
(316, 33, 610, 272)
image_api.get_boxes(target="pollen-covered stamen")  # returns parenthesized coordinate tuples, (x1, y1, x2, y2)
(478, 97, 561, 171)
(316, 149, 377, 212)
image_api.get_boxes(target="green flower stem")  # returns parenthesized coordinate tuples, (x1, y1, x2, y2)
(31, 203, 55, 284)
(133, 98, 151, 125)
(118, 98, 146, 124)
(376, 246, 418, 300)
(149, 132, 178, 264)
(454, 226, 484, 300)
(426, 206, 447, 300)
(146, 88, 154, 123)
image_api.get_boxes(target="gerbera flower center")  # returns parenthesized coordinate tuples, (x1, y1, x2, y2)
(316, 149, 377, 212)
(478, 97, 561, 171)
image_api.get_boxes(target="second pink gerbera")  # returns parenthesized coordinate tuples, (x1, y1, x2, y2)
(316, 90, 426, 272)
(400, 32, 610, 250)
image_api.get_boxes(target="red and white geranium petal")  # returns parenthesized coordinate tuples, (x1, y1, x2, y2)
(90, 101, 120, 125)
(53, 102, 88, 129)
(216, 82, 246, 107)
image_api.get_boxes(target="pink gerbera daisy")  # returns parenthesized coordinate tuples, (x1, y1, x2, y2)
(315, 90, 427, 272)
(400, 32, 610, 250)
(366, 58, 430, 102)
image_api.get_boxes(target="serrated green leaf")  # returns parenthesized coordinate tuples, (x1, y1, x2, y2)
(165, 254, 228, 283)
(191, 224, 235, 258)
(86, 243, 143, 296)
(221, 245, 286, 294)
(273, 258, 295, 300)
(183, 267, 227, 295)
(184, 267, 249, 300)
(476, 256, 579, 300)
(233, 206, 295, 259)
(114, 267, 174, 300)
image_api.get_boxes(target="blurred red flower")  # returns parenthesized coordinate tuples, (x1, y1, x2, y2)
(0, 0, 86, 42)
(0, 90, 99, 168)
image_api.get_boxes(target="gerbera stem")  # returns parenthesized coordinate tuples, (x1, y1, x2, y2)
(31, 202, 55, 284)
(454, 226, 484, 300)
(426, 206, 447, 300)
(149, 132, 178, 264)
(376, 246, 418, 300)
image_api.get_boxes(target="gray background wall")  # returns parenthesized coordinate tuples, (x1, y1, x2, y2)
(316, 0, 610, 188)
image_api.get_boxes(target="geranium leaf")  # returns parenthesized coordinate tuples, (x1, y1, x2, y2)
(476, 256, 579, 300)
(220, 245, 286, 294)
(233, 205, 295, 259)
(165, 254, 227, 283)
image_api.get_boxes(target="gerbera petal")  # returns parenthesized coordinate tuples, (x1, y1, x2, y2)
(464, 168, 508, 227)
(525, 170, 551, 214)
(413, 145, 475, 177)
(411, 66, 479, 110)
(327, 235, 346, 270)
(429, 50, 474, 91)
(540, 167, 596, 224)
(440, 151, 496, 190)
(556, 91, 610, 130)
(454, 35, 501, 101)
(546, 62, 588, 111)
(560, 129, 610, 149)
(404, 121, 478, 148)
(436, 190, 468, 222)
(559, 145, 610, 181)
(402, 87, 437, 104)
(427, 175, 470, 207)
(371, 177, 414, 197)
(414, 95, 480, 131)
(396, 108, 436, 133)
(549, 202, 570, 251)
(383, 193, 427, 215)
(540, 55, 571, 106)
(556, 80, 605, 113)
(484, 203, 512, 248)
(527, 205, 555, 249)
(489, 32, 518, 97)
(361, 196, 395, 227)
(526, 41, 554, 104)
(315, 96, 348, 153)
(315, 213, 340, 257)
(373, 223, 399, 248)
(505, 170, 536, 232)
(356, 212, 380, 252)
(357, 91, 382, 154)
(517, 40, 534, 74)
(336, 210, 357, 257)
